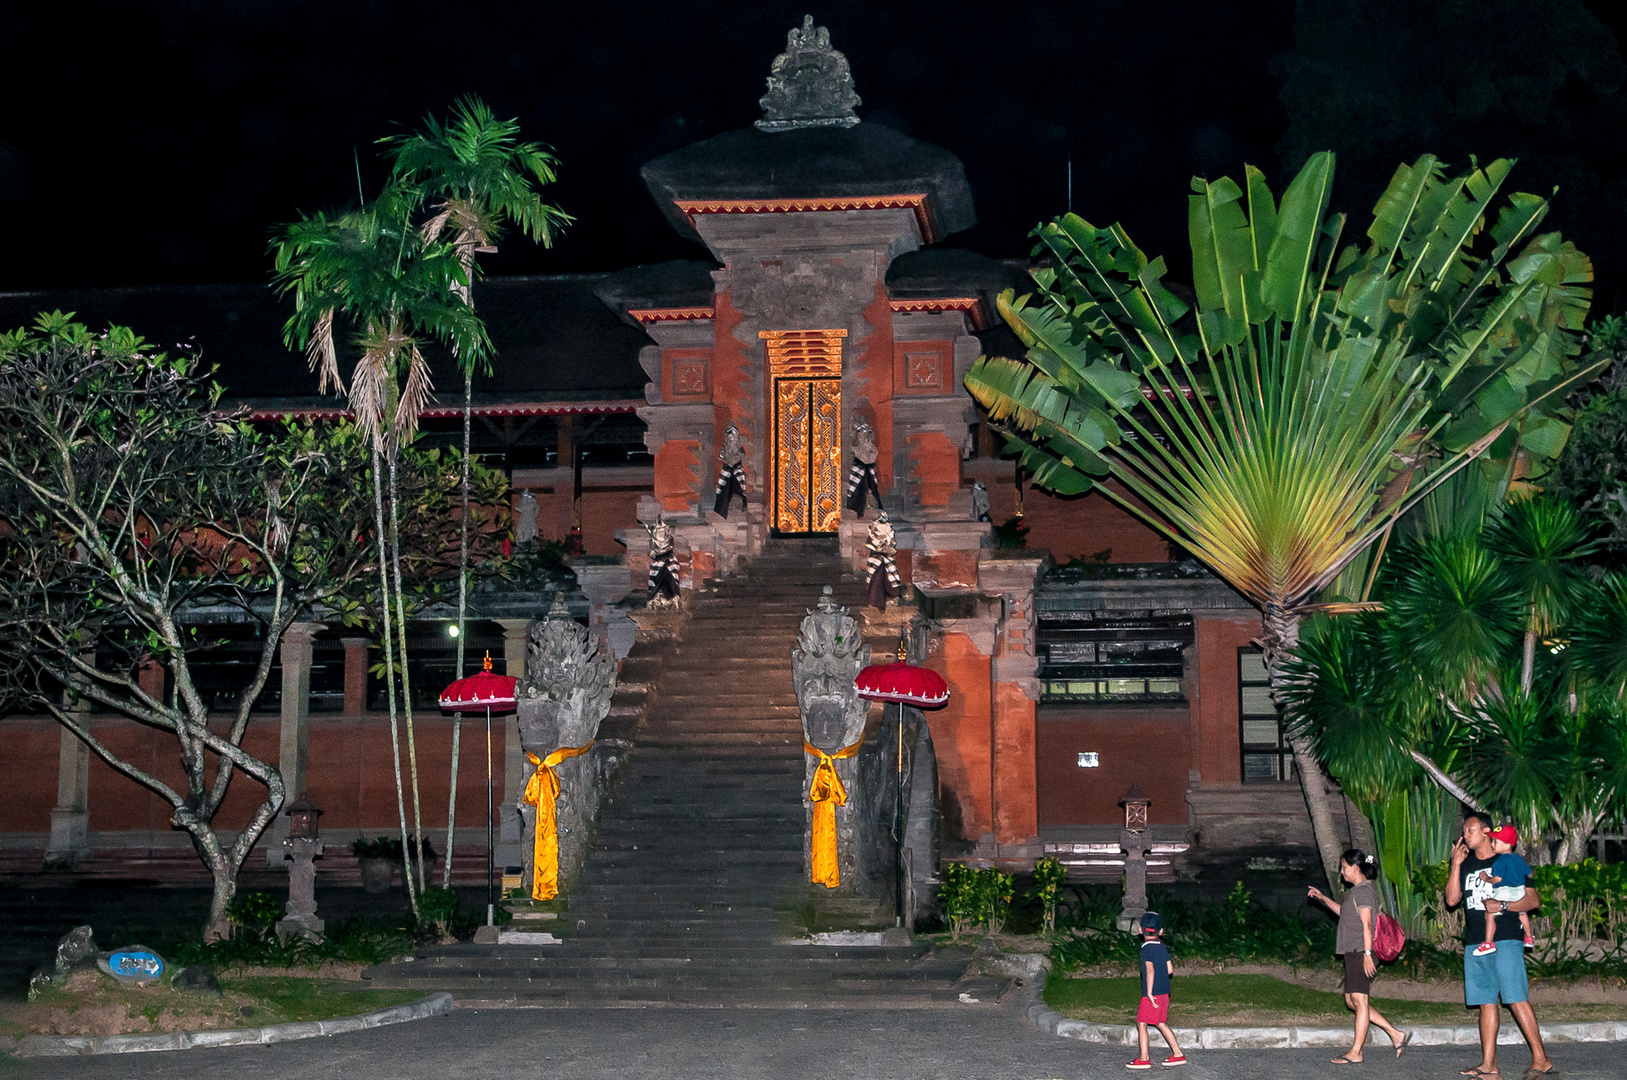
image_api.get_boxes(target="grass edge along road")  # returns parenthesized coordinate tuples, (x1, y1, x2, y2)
(1043, 972, 1625, 1026)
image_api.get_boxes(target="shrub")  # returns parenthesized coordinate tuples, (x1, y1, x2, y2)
(939, 864, 1015, 940)
(1030, 857, 1069, 935)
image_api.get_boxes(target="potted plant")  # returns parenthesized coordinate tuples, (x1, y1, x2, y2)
(351, 836, 397, 894)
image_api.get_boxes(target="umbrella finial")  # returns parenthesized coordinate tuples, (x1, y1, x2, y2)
(483, 651, 493, 672)
(896, 636, 908, 662)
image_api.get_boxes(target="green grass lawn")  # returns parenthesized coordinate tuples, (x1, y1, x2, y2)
(219, 978, 426, 1025)
(1043, 973, 1621, 1026)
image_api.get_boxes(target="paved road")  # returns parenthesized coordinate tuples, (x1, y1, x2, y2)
(11, 1004, 1616, 1080)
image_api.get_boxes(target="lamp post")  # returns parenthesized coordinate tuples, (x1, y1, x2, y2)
(1117, 784, 1151, 932)
(276, 795, 325, 942)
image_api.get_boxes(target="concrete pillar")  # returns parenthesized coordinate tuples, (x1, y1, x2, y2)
(44, 725, 92, 870)
(495, 618, 531, 865)
(572, 560, 635, 661)
(980, 556, 1045, 859)
(268, 622, 321, 862)
(340, 637, 370, 716)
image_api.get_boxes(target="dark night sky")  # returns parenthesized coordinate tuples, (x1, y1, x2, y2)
(3, 1, 1626, 302)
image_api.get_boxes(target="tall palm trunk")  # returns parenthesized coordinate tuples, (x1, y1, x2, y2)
(1262, 604, 1346, 891)
(387, 446, 427, 893)
(442, 368, 472, 889)
(372, 449, 418, 916)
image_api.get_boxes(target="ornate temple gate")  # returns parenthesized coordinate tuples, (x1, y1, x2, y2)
(762, 329, 846, 535)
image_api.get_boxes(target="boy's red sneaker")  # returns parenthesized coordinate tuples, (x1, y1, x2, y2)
(1162, 1056, 1188, 1067)
(1126, 1059, 1153, 1070)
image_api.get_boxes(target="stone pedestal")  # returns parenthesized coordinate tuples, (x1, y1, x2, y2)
(275, 838, 325, 942)
(44, 726, 91, 870)
(268, 622, 320, 863)
(571, 559, 636, 661)
(1117, 827, 1150, 931)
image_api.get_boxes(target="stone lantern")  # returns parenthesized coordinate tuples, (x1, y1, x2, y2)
(276, 796, 325, 942)
(1116, 785, 1151, 931)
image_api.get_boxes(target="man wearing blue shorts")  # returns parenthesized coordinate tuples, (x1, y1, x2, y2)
(1445, 813, 1553, 1079)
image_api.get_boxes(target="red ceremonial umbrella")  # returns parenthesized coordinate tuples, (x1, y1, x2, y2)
(855, 642, 950, 927)
(439, 653, 518, 931)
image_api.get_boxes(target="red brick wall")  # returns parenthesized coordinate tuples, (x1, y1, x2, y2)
(908, 431, 961, 508)
(1036, 707, 1192, 825)
(1, 715, 508, 837)
(857, 282, 895, 488)
(922, 633, 992, 841)
(992, 681, 1037, 843)
(978, 476, 1171, 563)
(1190, 615, 1261, 786)
(653, 440, 701, 515)
(712, 290, 754, 467)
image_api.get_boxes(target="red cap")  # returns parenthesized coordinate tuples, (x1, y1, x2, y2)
(1489, 825, 1519, 845)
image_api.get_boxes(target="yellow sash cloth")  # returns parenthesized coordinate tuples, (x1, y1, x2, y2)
(804, 737, 863, 889)
(522, 742, 595, 900)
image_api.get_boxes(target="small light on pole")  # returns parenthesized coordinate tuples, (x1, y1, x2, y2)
(448, 624, 460, 639)
(1121, 784, 1150, 833)
(285, 795, 322, 840)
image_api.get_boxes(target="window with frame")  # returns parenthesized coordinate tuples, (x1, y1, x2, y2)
(1038, 610, 1191, 703)
(1238, 647, 1295, 781)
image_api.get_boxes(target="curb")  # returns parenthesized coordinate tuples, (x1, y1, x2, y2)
(1011, 958, 1627, 1050)
(9, 991, 452, 1058)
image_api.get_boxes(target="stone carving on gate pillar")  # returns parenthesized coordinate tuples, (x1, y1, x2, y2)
(757, 16, 861, 133)
(712, 424, 748, 518)
(793, 586, 871, 891)
(515, 593, 617, 901)
(845, 419, 883, 516)
(644, 517, 681, 610)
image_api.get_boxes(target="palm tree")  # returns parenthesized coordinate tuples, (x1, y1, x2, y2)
(272, 184, 489, 912)
(383, 96, 570, 887)
(965, 152, 1601, 886)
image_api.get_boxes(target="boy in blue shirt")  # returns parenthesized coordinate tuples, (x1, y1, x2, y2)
(1472, 824, 1535, 956)
(1127, 911, 1186, 1069)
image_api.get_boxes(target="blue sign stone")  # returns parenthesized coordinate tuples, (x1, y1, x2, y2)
(97, 946, 166, 986)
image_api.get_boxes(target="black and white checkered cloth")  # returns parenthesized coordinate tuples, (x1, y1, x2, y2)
(713, 463, 748, 518)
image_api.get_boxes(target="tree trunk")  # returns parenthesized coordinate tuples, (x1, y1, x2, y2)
(1261, 603, 1345, 891)
(205, 857, 235, 942)
(387, 448, 426, 895)
(372, 449, 418, 917)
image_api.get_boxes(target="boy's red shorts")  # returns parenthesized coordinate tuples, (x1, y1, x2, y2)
(1137, 994, 1169, 1024)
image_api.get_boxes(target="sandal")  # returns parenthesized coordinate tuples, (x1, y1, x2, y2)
(1460, 1069, 1500, 1078)
(1394, 1032, 1412, 1059)
(1331, 1057, 1362, 1065)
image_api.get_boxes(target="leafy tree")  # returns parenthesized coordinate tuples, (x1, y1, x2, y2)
(0, 315, 376, 939)
(1285, 506, 1627, 934)
(272, 182, 489, 912)
(383, 96, 569, 886)
(965, 151, 1601, 886)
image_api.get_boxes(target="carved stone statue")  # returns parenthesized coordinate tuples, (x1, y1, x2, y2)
(792, 586, 871, 889)
(645, 516, 680, 610)
(865, 512, 902, 610)
(845, 419, 883, 516)
(515, 592, 617, 900)
(970, 480, 991, 523)
(515, 490, 539, 545)
(713, 424, 748, 518)
(757, 16, 861, 133)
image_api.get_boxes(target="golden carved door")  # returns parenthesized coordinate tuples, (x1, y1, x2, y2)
(762, 329, 845, 535)
(771, 377, 843, 534)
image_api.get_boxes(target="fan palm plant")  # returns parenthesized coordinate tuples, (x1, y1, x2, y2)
(1488, 497, 1596, 693)
(272, 184, 489, 913)
(383, 96, 570, 888)
(965, 151, 1601, 885)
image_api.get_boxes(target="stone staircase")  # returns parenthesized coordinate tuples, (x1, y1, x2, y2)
(364, 538, 989, 1007)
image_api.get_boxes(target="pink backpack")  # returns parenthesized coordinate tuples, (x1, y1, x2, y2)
(1373, 911, 1407, 962)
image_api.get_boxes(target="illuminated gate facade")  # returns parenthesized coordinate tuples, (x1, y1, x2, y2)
(762, 329, 846, 535)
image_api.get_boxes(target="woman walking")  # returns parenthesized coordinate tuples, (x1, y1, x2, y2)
(1308, 849, 1411, 1064)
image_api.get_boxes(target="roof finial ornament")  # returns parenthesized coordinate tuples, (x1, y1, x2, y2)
(757, 15, 861, 133)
